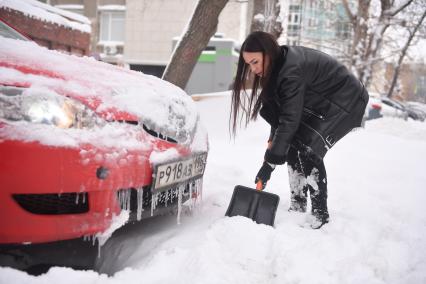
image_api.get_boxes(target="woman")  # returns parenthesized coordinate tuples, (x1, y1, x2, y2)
(231, 31, 368, 229)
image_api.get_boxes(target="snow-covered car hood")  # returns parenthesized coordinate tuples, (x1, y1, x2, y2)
(0, 37, 199, 144)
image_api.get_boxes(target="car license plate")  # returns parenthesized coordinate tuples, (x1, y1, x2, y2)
(152, 153, 207, 192)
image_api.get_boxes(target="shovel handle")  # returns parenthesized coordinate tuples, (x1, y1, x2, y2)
(256, 180, 263, 191)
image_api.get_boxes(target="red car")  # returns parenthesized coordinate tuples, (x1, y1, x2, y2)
(0, 21, 208, 245)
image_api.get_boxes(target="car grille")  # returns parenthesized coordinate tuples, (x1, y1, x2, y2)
(12, 193, 89, 215)
(116, 186, 191, 211)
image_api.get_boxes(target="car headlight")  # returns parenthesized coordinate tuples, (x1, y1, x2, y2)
(0, 86, 102, 129)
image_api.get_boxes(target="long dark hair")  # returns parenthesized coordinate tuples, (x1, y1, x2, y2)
(230, 31, 281, 136)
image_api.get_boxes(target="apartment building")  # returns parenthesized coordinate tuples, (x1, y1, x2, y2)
(49, 1, 247, 72)
(280, 0, 352, 62)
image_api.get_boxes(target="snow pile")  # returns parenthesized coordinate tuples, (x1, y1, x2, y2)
(1, 95, 425, 283)
(0, 0, 91, 33)
(0, 37, 201, 146)
(364, 116, 426, 140)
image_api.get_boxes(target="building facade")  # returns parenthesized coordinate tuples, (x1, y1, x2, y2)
(49, 0, 248, 73)
(384, 63, 426, 102)
(48, 0, 124, 62)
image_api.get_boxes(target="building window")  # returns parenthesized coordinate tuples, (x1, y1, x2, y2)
(287, 25, 301, 37)
(336, 22, 351, 40)
(100, 11, 125, 42)
(289, 5, 301, 12)
(294, 14, 299, 23)
(287, 39, 299, 46)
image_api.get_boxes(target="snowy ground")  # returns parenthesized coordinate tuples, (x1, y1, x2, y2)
(1, 93, 426, 284)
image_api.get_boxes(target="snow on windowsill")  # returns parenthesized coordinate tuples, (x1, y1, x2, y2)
(98, 5, 126, 11)
(97, 41, 125, 46)
(54, 5, 84, 11)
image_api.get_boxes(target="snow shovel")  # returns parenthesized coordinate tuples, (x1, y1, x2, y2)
(225, 181, 280, 226)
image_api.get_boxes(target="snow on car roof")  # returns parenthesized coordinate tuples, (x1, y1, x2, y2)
(0, 0, 91, 33)
(0, 36, 199, 145)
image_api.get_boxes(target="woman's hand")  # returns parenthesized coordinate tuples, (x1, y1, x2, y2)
(255, 162, 275, 190)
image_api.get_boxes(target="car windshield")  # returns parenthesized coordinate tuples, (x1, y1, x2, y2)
(0, 21, 28, 41)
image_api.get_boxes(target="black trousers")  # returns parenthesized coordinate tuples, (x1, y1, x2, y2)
(286, 145, 328, 217)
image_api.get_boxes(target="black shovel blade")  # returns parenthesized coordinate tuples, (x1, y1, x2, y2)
(225, 185, 280, 226)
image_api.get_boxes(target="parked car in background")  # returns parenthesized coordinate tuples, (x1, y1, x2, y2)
(380, 97, 426, 122)
(363, 93, 420, 122)
(379, 97, 409, 120)
(0, 20, 209, 248)
(364, 93, 426, 123)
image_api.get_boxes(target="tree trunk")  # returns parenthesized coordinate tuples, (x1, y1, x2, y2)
(249, 0, 282, 39)
(387, 9, 426, 98)
(162, 0, 228, 91)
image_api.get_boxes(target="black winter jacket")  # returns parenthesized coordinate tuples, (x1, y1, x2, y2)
(260, 46, 369, 164)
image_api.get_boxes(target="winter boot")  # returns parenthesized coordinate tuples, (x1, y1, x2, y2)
(309, 209, 329, 229)
(288, 195, 307, 212)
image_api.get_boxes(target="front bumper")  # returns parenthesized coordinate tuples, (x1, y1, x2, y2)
(0, 138, 190, 244)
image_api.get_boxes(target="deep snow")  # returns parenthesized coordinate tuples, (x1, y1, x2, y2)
(1, 94, 426, 284)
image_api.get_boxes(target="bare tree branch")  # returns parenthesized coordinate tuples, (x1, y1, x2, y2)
(387, 8, 426, 98)
(386, 0, 415, 16)
(341, 0, 356, 23)
(342, 0, 417, 87)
